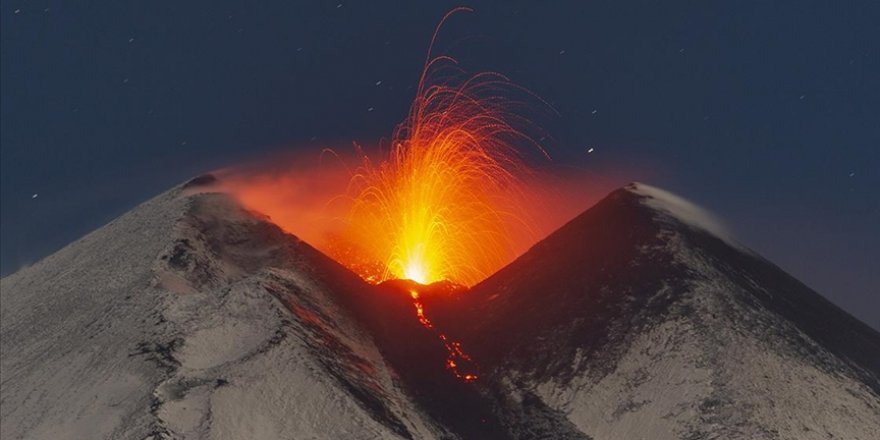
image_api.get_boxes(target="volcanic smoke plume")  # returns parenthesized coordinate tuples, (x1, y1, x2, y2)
(2, 7, 879, 440)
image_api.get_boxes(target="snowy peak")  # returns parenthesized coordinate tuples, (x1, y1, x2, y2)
(460, 182, 879, 378)
(624, 182, 737, 245)
(0, 180, 445, 440)
(447, 182, 880, 439)
(622, 182, 880, 380)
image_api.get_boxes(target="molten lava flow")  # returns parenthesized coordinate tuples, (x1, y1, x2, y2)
(410, 289, 478, 382)
(335, 7, 547, 287)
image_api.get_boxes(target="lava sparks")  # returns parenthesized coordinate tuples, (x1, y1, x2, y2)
(218, 9, 560, 384)
(410, 289, 478, 382)
(335, 8, 547, 287)
(331, 8, 547, 383)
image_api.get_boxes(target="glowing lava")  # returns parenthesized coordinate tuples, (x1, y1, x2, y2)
(215, 8, 622, 385)
(410, 289, 478, 382)
(336, 7, 547, 287)
(333, 9, 549, 382)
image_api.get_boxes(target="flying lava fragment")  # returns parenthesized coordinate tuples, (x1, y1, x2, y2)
(334, 7, 548, 287)
(328, 7, 550, 383)
(221, 8, 552, 383)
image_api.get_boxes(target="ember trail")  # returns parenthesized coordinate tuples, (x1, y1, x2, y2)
(410, 289, 478, 382)
(335, 9, 547, 382)
(335, 7, 546, 287)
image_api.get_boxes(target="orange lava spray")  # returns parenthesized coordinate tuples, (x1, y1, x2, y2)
(327, 8, 550, 383)
(336, 7, 548, 287)
(410, 289, 478, 382)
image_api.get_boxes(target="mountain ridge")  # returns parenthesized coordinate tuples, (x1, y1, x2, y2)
(1, 180, 444, 440)
(439, 182, 880, 439)
(1, 177, 878, 440)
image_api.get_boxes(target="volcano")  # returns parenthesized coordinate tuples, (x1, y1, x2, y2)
(2, 177, 878, 440)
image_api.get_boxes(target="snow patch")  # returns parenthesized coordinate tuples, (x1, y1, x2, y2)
(627, 182, 742, 249)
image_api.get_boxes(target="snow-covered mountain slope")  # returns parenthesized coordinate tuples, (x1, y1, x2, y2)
(3, 178, 879, 440)
(443, 182, 880, 440)
(0, 176, 444, 440)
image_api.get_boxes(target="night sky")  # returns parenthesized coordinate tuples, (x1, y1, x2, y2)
(2, 2, 878, 328)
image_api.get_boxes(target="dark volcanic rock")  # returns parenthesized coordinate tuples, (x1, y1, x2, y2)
(442, 183, 880, 439)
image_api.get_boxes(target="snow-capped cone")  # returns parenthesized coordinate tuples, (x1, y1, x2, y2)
(438, 182, 880, 439)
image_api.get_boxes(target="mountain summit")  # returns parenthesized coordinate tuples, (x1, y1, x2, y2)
(2, 179, 878, 439)
(435, 183, 880, 439)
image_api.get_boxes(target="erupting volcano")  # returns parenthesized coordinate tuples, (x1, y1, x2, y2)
(322, 8, 552, 384)
(210, 8, 556, 388)
(334, 8, 546, 287)
(4, 7, 878, 440)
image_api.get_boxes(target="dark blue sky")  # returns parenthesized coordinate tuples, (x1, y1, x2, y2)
(2, 1, 878, 328)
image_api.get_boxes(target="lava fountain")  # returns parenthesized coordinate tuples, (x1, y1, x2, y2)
(224, 8, 551, 383)
(330, 8, 549, 383)
(334, 7, 548, 287)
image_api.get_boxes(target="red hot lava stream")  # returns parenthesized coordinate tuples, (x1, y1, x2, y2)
(335, 8, 549, 383)
(409, 289, 478, 382)
(219, 8, 586, 383)
(341, 7, 550, 383)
